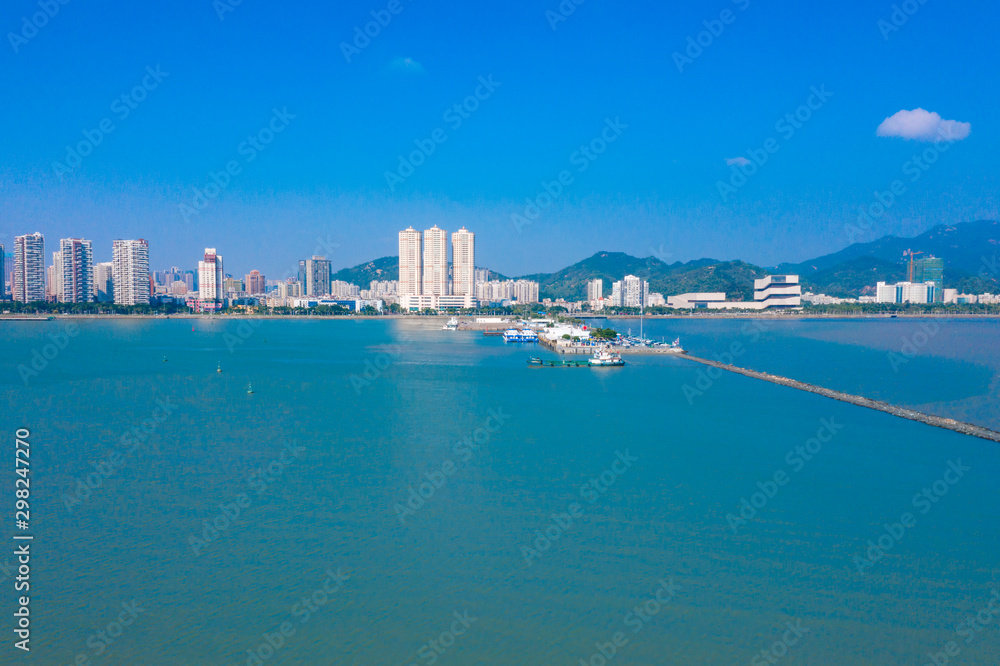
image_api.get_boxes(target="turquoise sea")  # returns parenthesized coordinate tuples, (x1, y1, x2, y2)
(1, 316, 999, 665)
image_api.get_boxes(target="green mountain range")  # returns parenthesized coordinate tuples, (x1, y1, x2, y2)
(331, 220, 1000, 300)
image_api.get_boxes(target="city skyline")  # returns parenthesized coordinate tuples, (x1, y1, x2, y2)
(2, 0, 996, 277)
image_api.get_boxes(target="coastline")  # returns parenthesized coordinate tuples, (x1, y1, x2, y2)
(4, 313, 1000, 321)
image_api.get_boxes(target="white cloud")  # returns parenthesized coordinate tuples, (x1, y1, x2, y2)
(388, 57, 425, 74)
(726, 157, 751, 167)
(876, 108, 971, 142)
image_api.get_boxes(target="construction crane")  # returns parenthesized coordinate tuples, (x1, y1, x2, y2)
(903, 249, 924, 282)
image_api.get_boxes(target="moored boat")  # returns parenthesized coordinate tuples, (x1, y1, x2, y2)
(589, 348, 625, 367)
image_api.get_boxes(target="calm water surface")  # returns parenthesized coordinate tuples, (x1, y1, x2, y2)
(1, 317, 998, 665)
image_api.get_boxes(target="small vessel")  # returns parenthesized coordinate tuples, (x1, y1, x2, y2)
(669, 337, 685, 353)
(527, 357, 588, 367)
(246, 382, 254, 394)
(217, 363, 222, 373)
(589, 348, 625, 367)
(503, 328, 539, 343)
(163, 356, 168, 363)
(442, 317, 459, 331)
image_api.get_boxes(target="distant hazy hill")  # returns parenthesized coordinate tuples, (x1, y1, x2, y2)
(784, 220, 1000, 296)
(780, 220, 1000, 277)
(519, 252, 767, 301)
(799, 257, 905, 298)
(332, 256, 398, 286)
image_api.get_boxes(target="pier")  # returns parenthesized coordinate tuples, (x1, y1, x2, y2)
(681, 354, 1000, 443)
(538, 336, 686, 356)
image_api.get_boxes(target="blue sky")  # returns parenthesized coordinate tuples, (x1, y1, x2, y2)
(1, 0, 997, 278)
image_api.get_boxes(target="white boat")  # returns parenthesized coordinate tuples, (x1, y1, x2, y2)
(503, 328, 539, 343)
(442, 317, 459, 331)
(589, 348, 625, 367)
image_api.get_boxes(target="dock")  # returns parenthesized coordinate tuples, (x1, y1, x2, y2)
(681, 354, 1000, 443)
(538, 336, 686, 356)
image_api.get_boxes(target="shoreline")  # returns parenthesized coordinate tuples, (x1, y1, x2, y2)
(3, 313, 1000, 321)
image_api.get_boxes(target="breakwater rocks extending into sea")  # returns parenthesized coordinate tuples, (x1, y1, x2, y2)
(681, 354, 1000, 443)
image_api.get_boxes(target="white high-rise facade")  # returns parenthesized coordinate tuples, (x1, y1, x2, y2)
(422, 226, 448, 296)
(622, 275, 648, 308)
(14, 232, 45, 303)
(198, 248, 225, 302)
(451, 228, 475, 297)
(93, 262, 114, 302)
(59, 238, 94, 303)
(48, 251, 62, 302)
(398, 227, 422, 297)
(586, 279, 603, 302)
(112, 239, 150, 305)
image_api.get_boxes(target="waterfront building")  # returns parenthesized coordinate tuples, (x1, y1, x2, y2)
(667, 293, 727, 309)
(198, 248, 225, 303)
(423, 225, 448, 296)
(876, 281, 938, 304)
(513, 280, 539, 304)
(609, 281, 623, 307)
(224, 277, 244, 295)
(298, 256, 332, 297)
(913, 256, 944, 290)
(367, 280, 398, 297)
(331, 280, 361, 299)
(48, 251, 62, 302)
(112, 239, 150, 305)
(245, 270, 266, 295)
(586, 279, 603, 302)
(93, 262, 113, 302)
(0, 243, 5, 299)
(754, 275, 802, 308)
(13, 233, 45, 303)
(277, 279, 303, 299)
(398, 227, 422, 297)
(59, 238, 94, 303)
(620, 275, 648, 308)
(452, 227, 475, 297)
